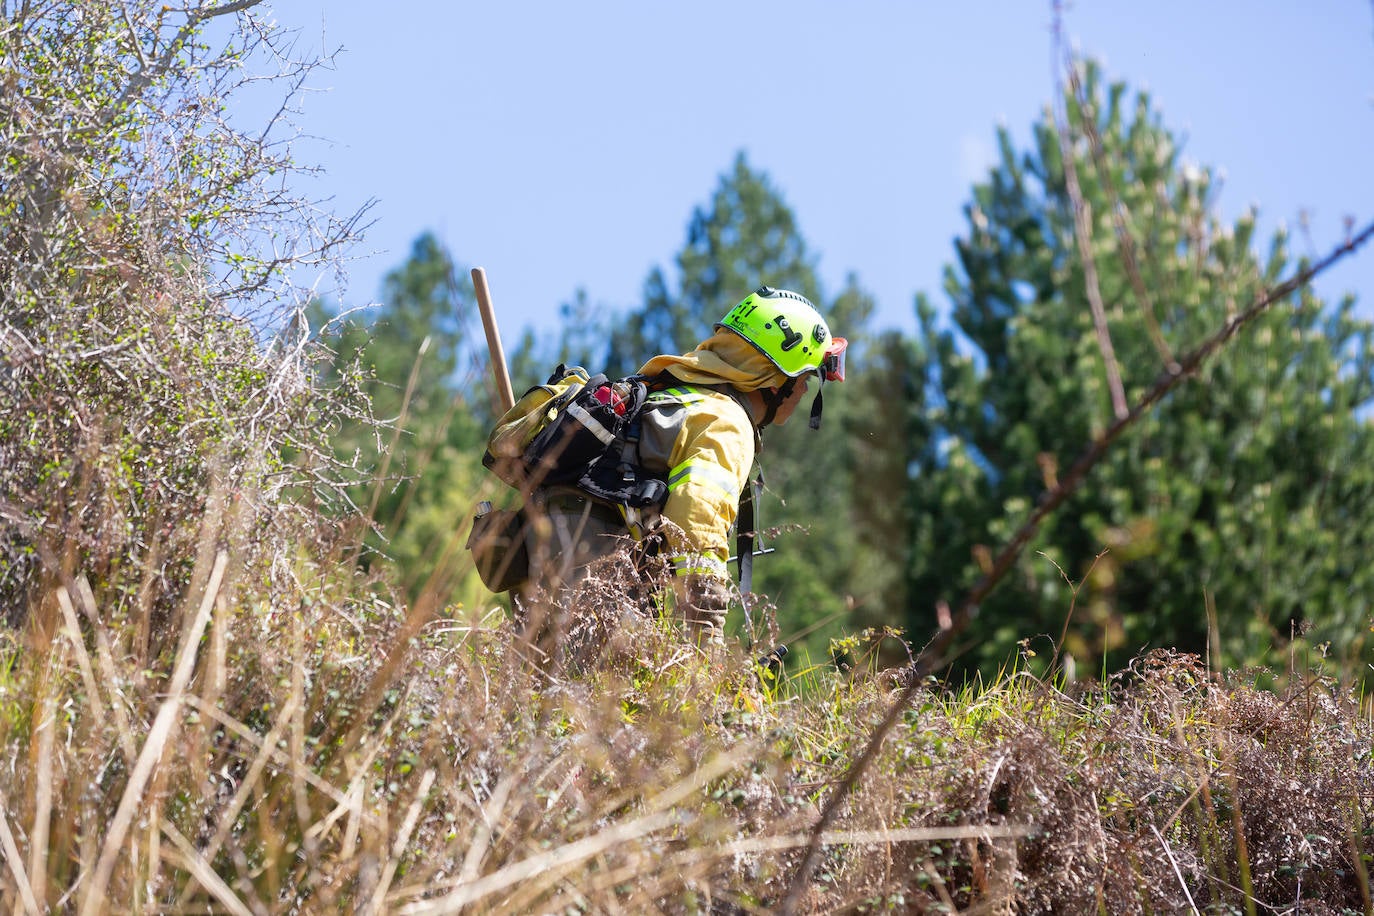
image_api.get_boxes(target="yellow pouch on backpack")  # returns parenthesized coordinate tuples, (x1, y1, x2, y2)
(483, 365, 591, 488)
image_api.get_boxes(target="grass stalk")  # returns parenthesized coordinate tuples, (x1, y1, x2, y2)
(1349, 790, 1373, 913)
(161, 820, 254, 916)
(1227, 776, 1256, 916)
(27, 644, 60, 911)
(1150, 823, 1200, 915)
(289, 613, 315, 861)
(81, 548, 229, 915)
(456, 771, 519, 887)
(0, 787, 42, 916)
(366, 768, 437, 915)
(69, 577, 140, 763)
(398, 809, 684, 914)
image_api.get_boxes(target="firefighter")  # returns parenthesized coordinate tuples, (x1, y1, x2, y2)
(532, 286, 847, 651)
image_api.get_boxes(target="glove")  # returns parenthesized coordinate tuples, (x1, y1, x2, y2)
(680, 574, 731, 648)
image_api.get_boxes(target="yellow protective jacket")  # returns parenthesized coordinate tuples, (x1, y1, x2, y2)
(629, 328, 785, 590)
(634, 381, 760, 582)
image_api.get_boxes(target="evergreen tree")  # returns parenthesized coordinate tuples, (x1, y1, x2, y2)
(314, 233, 492, 612)
(605, 152, 823, 376)
(908, 60, 1374, 682)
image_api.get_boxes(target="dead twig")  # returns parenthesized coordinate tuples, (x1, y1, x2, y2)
(1065, 57, 1180, 372)
(1052, 8, 1129, 420)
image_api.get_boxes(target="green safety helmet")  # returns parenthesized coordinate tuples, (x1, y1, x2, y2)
(717, 286, 847, 381)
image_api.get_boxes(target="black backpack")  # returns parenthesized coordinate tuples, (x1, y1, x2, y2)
(482, 364, 668, 508)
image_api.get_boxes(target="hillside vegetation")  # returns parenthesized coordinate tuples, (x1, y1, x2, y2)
(4, 2, 1374, 913)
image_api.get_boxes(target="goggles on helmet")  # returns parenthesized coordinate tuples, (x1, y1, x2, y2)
(820, 337, 847, 382)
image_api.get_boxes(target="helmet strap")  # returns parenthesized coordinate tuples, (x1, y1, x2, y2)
(758, 377, 797, 428)
(808, 376, 825, 430)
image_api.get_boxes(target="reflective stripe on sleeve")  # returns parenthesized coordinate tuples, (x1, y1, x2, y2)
(670, 553, 729, 578)
(666, 458, 739, 501)
(653, 387, 708, 405)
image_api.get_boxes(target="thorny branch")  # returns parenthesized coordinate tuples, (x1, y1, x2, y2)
(778, 217, 1374, 915)
(1, 0, 374, 627)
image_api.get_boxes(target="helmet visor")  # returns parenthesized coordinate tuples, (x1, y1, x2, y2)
(820, 337, 848, 382)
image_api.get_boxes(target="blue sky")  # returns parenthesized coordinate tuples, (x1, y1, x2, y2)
(281, 2, 1373, 341)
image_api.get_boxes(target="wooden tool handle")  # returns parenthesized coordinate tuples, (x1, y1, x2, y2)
(471, 266, 516, 413)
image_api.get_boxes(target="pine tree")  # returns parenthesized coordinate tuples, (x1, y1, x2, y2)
(908, 60, 1374, 682)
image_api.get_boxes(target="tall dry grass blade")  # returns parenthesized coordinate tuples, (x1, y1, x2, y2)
(641, 747, 752, 815)
(57, 585, 137, 764)
(578, 744, 753, 829)
(487, 748, 757, 915)
(0, 788, 42, 916)
(395, 810, 682, 915)
(920, 855, 960, 914)
(161, 820, 254, 916)
(456, 771, 519, 887)
(289, 613, 314, 860)
(54, 587, 100, 700)
(736, 823, 1035, 856)
(365, 769, 436, 915)
(1222, 755, 1257, 916)
(206, 595, 229, 708)
(73, 575, 142, 761)
(532, 824, 1036, 916)
(1204, 589, 1220, 678)
(144, 771, 166, 910)
(27, 639, 61, 910)
(308, 763, 366, 857)
(130, 512, 167, 662)
(81, 548, 229, 916)
(184, 594, 231, 819)
(174, 687, 302, 909)
(1348, 790, 1373, 912)
(1149, 823, 1200, 915)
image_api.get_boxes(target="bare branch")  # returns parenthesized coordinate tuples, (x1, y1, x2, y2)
(201, 0, 263, 18)
(1055, 60, 1130, 419)
(1068, 62, 1181, 372)
(778, 217, 1374, 914)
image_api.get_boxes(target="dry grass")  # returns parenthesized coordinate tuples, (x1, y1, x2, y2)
(0, 504, 1371, 915)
